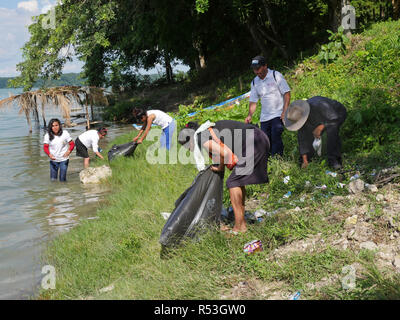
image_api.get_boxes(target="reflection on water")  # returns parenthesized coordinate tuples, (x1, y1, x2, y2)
(0, 91, 133, 299)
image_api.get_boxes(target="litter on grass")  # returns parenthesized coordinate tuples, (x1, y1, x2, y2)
(289, 291, 301, 300)
(283, 191, 292, 198)
(160, 212, 171, 220)
(326, 170, 337, 177)
(243, 240, 263, 254)
(350, 173, 360, 181)
(283, 176, 290, 184)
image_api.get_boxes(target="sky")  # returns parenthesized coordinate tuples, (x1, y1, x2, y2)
(0, 0, 188, 78)
(0, 0, 84, 77)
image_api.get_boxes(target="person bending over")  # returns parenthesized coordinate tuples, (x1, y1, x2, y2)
(132, 108, 176, 150)
(75, 127, 108, 168)
(178, 120, 270, 234)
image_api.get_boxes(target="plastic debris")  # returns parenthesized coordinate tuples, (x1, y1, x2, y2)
(160, 212, 171, 220)
(315, 185, 327, 190)
(305, 181, 311, 187)
(283, 176, 290, 184)
(337, 183, 346, 188)
(254, 209, 267, 218)
(313, 138, 322, 156)
(350, 173, 360, 181)
(283, 191, 292, 198)
(243, 240, 263, 254)
(326, 170, 337, 177)
(221, 207, 234, 222)
(289, 291, 301, 300)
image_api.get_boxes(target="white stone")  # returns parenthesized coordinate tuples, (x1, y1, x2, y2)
(366, 184, 378, 193)
(80, 165, 112, 184)
(345, 215, 358, 226)
(360, 241, 378, 251)
(376, 194, 384, 201)
(348, 179, 365, 194)
(99, 284, 115, 293)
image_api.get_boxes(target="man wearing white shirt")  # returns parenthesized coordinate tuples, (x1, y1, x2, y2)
(245, 56, 291, 157)
(75, 127, 108, 168)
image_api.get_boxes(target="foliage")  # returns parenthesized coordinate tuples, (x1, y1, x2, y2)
(102, 97, 150, 122)
(317, 27, 350, 64)
(11, 0, 397, 91)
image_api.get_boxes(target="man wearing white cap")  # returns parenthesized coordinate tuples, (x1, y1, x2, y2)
(283, 96, 347, 170)
(246, 55, 291, 157)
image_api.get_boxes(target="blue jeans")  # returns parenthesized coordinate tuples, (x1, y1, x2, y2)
(50, 160, 69, 182)
(160, 120, 176, 150)
(260, 117, 284, 157)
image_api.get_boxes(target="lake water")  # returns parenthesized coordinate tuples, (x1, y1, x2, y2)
(0, 87, 132, 299)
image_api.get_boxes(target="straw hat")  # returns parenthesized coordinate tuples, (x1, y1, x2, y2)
(284, 100, 310, 131)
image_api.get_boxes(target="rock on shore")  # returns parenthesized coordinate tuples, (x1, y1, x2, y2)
(80, 165, 112, 184)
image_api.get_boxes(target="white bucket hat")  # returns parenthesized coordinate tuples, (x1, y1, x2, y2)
(284, 100, 310, 131)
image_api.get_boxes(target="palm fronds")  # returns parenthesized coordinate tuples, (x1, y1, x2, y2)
(0, 86, 110, 132)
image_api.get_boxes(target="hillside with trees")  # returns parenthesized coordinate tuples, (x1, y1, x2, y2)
(10, 0, 399, 93)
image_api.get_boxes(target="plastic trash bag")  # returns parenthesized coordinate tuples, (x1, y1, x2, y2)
(313, 137, 322, 156)
(108, 142, 138, 162)
(159, 166, 224, 247)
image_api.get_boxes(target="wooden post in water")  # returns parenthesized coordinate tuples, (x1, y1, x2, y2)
(85, 93, 90, 130)
(41, 103, 46, 128)
(90, 94, 94, 122)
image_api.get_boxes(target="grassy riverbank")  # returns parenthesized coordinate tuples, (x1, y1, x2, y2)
(39, 20, 400, 300)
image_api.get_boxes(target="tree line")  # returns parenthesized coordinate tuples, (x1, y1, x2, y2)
(10, 0, 399, 92)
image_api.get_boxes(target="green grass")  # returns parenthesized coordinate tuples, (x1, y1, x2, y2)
(39, 20, 400, 300)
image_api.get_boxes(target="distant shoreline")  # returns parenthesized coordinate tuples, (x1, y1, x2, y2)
(0, 73, 86, 89)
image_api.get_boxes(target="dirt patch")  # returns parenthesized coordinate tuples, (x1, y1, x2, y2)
(220, 278, 291, 300)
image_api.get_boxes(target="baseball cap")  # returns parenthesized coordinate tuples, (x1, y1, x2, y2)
(251, 56, 266, 68)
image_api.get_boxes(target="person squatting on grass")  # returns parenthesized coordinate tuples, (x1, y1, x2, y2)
(43, 118, 75, 182)
(132, 108, 176, 150)
(178, 120, 270, 234)
(246, 55, 291, 157)
(284, 96, 347, 170)
(75, 127, 108, 168)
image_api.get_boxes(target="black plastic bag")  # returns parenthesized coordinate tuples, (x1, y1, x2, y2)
(159, 167, 224, 247)
(108, 142, 138, 162)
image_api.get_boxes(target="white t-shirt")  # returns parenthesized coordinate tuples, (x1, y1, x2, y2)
(249, 69, 291, 122)
(78, 130, 100, 153)
(147, 110, 173, 129)
(43, 130, 72, 162)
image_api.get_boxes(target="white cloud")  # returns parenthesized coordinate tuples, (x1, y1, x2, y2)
(0, 3, 82, 78)
(17, 1, 39, 13)
(40, 0, 57, 14)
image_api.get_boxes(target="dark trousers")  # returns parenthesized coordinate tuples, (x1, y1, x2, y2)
(50, 159, 69, 181)
(325, 123, 343, 166)
(298, 121, 344, 166)
(260, 117, 284, 157)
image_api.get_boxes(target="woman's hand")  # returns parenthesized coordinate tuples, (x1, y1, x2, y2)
(49, 154, 56, 160)
(63, 150, 71, 158)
